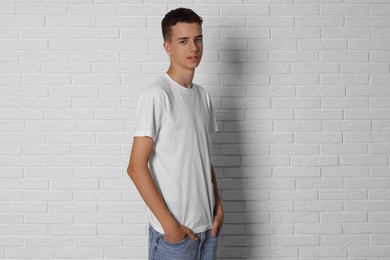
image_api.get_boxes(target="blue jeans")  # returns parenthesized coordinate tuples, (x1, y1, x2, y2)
(148, 225, 220, 260)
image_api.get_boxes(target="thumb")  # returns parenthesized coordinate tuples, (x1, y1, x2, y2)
(211, 224, 219, 237)
(184, 226, 198, 241)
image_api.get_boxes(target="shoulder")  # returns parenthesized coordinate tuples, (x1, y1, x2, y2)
(141, 76, 170, 100)
(194, 82, 212, 102)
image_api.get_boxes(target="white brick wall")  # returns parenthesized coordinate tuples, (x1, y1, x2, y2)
(0, 1, 389, 259)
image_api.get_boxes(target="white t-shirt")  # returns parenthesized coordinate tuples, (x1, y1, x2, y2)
(133, 73, 218, 234)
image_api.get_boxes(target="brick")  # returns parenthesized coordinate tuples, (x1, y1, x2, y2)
(271, 75, 319, 85)
(294, 200, 343, 211)
(347, 17, 390, 27)
(274, 121, 322, 132)
(271, 5, 318, 15)
(295, 110, 343, 120)
(246, 201, 294, 212)
(0, 16, 44, 27)
(0, 39, 47, 50)
(56, 248, 103, 258)
(50, 39, 98, 50)
(371, 28, 390, 39)
(271, 144, 319, 155)
(271, 212, 319, 223)
(247, 224, 294, 235)
(349, 246, 390, 257)
(0, 98, 23, 108)
(297, 86, 345, 97)
(0, 237, 22, 246)
(222, 27, 269, 39)
(220, 51, 268, 62)
(341, 155, 388, 166)
(221, 144, 269, 155)
(20, 28, 69, 39)
(295, 224, 342, 234)
(247, 16, 294, 27)
(300, 246, 347, 257)
(321, 235, 368, 245)
(296, 178, 343, 189)
(271, 235, 319, 246)
(97, 16, 146, 28)
(270, 190, 317, 200)
(294, 133, 342, 143)
(344, 201, 390, 211)
(25, 213, 73, 224)
(0, 121, 24, 132)
(291, 63, 339, 74)
(69, 4, 118, 15)
(320, 4, 368, 15)
(23, 74, 71, 85)
(369, 190, 390, 200)
(221, 4, 269, 16)
(42, 62, 91, 73)
(0, 50, 18, 61)
(47, 15, 95, 27)
(203, 16, 246, 27)
(0, 3, 15, 14)
(24, 236, 73, 247)
(23, 144, 70, 155)
(246, 109, 294, 120)
(296, 17, 343, 27)
(71, 51, 119, 62)
(21, 51, 69, 62)
(370, 144, 390, 154)
(322, 97, 368, 108)
(270, 51, 318, 61)
(248, 86, 296, 97)
(249, 39, 297, 51)
(321, 212, 367, 223)
(249, 246, 298, 257)
(222, 189, 269, 201)
(320, 51, 368, 61)
(321, 144, 368, 154)
(323, 121, 371, 132)
(74, 213, 122, 224)
(322, 166, 369, 177)
(224, 235, 270, 246)
(6, 248, 55, 258)
(320, 190, 368, 200)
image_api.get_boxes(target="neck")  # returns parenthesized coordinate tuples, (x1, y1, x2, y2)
(166, 66, 195, 89)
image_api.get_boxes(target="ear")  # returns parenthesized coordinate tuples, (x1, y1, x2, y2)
(163, 41, 172, 56)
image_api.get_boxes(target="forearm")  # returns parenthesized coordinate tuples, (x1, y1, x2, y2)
(211, 165, 223, 213)
(129, 165, 177, 230)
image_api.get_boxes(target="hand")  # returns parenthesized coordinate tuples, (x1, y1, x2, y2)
(211, 204, 224, 237)
(164, 223, 198, 243)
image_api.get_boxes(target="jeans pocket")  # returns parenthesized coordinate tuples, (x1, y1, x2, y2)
(159, 234, 190, 246)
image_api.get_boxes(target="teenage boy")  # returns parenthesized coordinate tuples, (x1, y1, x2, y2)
(127, 7, 224, 260)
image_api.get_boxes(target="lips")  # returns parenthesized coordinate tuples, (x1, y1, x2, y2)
(187, 56, 199, 60)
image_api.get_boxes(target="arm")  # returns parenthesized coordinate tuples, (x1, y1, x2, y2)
(127, 136, 198, 242)
(211, 163, 224, 237)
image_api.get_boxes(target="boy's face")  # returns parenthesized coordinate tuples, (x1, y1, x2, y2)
(163, 22, 203, 71)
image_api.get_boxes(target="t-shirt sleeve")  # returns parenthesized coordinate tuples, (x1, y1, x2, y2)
(209, 95, 219, 134)
(133, 91, 165, 141)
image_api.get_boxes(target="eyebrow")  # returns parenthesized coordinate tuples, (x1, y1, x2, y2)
(177, 35, 203, 41)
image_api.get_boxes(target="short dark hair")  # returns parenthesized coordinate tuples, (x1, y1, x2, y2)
(161, 8, 203, 42)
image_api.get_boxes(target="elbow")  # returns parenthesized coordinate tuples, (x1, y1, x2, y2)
(127, 162, 136, 181)
(127, 160, 144, 181)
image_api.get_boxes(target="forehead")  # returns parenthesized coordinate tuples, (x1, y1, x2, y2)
(170, 22, 202, 38)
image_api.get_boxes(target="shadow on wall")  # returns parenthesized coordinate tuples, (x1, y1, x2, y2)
(211, 30, 267, 259)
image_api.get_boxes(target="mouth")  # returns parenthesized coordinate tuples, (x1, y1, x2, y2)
(187, 56, 199, 60)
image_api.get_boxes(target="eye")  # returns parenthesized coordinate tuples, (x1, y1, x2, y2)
(196, 38, 203, 43)
(179, 40, 187, 44)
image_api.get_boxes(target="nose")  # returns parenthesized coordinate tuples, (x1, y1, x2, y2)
(189, 40, 199, 53)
